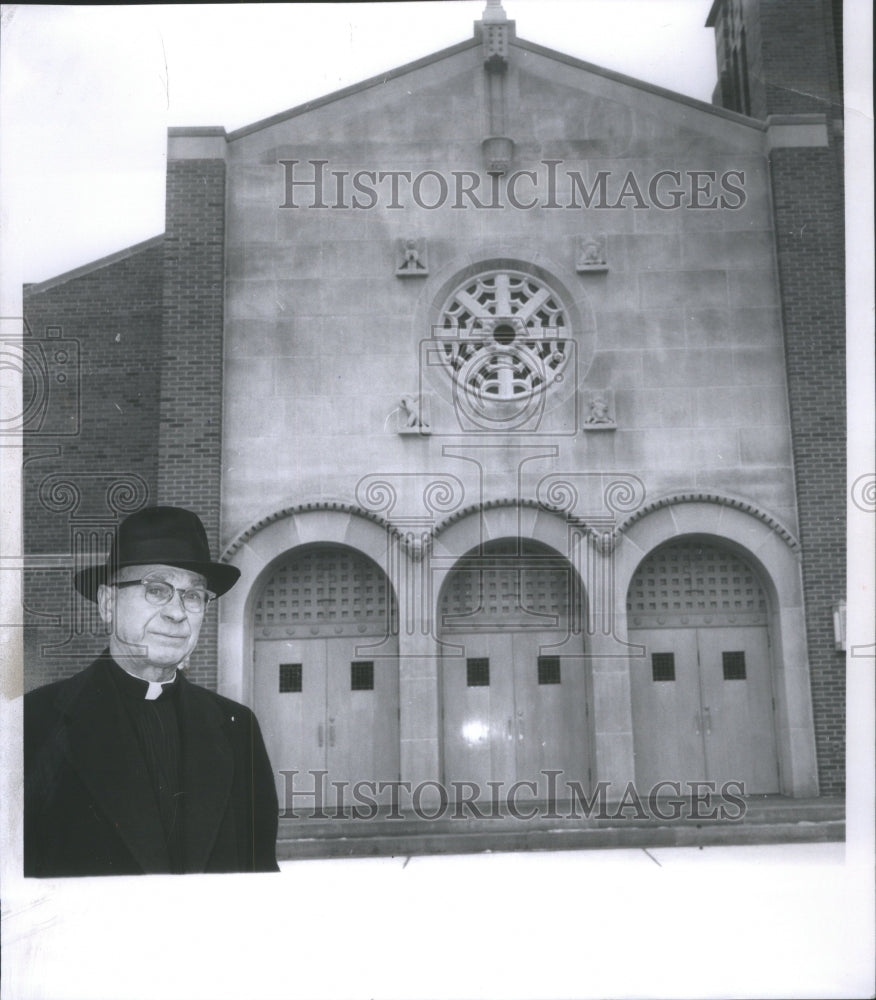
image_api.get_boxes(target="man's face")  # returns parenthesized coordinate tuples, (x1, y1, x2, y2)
(97, 564, 208, 676)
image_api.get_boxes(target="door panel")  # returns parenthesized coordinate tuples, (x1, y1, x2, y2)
(326, 639, 400, 798)
(629, 629, 706, 790)
(442, 633, 517, 800)
(255, 635, 400, 807)
(512, 634, 590, 799)
(442, 631, 590, 801)
(697, 627, 779, 793)
(254, 638, 327, 805)
(629, 626, 779, 793)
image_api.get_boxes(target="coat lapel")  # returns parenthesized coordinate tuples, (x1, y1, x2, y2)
(63, 657, 171, 874)
(177, 674, 234, 872)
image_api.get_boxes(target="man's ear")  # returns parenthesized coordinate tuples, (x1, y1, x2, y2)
(96, 584, 114, 626)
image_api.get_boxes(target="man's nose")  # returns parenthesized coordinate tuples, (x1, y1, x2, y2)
(161, 591, 188, 620)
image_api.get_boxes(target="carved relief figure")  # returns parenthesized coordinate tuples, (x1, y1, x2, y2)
(576, 234, 608, 271)
(585, 396, 613, 425)
(397, 238, 427, 275)
(400, 393, 430, 432)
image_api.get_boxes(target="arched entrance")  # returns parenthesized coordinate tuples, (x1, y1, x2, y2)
(252, 543, 399, 804)
(626, 539, 780, 793)
(438, 538, 591, 802)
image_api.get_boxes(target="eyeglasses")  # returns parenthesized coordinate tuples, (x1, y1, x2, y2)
(113, 578, 216, 614)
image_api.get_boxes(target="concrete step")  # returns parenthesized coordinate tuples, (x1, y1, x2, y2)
(276, 795, 844, 860)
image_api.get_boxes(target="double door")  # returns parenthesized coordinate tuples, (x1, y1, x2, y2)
(628, 626, 779, 793)
(442, 631, 590, 802)
(254, 636, 400, 808)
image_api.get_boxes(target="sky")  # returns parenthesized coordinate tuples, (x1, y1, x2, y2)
(0, 1, 717, 299)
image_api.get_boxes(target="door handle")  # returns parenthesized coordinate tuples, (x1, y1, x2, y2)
(507, 718, 513, 740)
(317, 724, 324, 748)
(694, 712, 701, 735)
(703, 706, 712, 735)
(329, 718, 336, 747)
(517, 709, 524, 742)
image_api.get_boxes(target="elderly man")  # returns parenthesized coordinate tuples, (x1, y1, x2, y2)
(24, 506, 279, 877)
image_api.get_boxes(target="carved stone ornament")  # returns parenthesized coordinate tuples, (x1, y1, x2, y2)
(583, 391, 617, 430)
(398, 393, 431, 435)
(482, 136, 513, 173)
(396, 238, 428, 277)
(576, 234, 608, 273)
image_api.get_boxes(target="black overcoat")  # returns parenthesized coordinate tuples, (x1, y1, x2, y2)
(24, 653, 279, 877)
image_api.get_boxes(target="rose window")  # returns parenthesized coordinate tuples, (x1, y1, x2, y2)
(435, 270, 570, 402)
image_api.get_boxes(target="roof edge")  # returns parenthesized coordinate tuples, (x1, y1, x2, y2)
(227, 37, 480, 141)
(511, 36, 762, 130)
(23, 234, 165, 297)
(168, 126, 227, 138)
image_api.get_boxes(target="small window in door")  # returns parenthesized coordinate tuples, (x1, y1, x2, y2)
(651, 653, 675, 681)
(722, 651, 747, 680)
(351, 661, 374, 690)
(279, 662, 303, 693)
(538, 656, 561, 685)
(466, 658, 490, 687)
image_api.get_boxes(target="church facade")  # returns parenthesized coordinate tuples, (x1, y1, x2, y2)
(23, 0, 845, 828)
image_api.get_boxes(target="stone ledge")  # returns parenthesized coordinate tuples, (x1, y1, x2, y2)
(276, 795, 844, 860)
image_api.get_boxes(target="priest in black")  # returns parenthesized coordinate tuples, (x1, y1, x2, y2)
(24, 506, 280, 877)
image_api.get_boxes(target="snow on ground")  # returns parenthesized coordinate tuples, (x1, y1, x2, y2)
(5, 841, 872, 1000)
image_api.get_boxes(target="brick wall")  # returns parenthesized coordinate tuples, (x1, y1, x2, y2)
(710, 0, 846, 793)
(711, 0, 842, 120)
(158, 156, 227, 688)
(770, 142, 846, 794)
(755, 0, 838, 116)
(23, 239, 164, 690)
(758, 0, 845, 793)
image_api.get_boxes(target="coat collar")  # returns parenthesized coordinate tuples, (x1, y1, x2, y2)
(59, 653, 234, 874)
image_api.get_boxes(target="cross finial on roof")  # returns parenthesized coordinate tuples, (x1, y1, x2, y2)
(482, 0, 507, 24)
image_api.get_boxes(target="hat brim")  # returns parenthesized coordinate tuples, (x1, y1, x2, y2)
(74, 559, 241, 603)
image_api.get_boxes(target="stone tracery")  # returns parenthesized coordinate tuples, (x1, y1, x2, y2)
(435, 269, 570, 401)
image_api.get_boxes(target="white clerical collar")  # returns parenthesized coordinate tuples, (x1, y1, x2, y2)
(117, 663, 178, 701)
(144, 678, 176, 701)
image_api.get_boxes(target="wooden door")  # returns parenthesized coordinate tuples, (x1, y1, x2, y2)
(440, 539, 590, 803)
(442, 630, 590, 801)
(441, 633, 518, 800)
(629, 628, 708, 789)
(629, 626, 778, 793)
(325, 638, 401, 799)
(510, 632, 590, 799)
(697, 626, 779, 793)
(254, 637, 327, 807)
(254, 635, 400, 808)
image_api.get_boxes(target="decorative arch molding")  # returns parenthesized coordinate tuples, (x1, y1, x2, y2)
(432, 497, 548, 537)
(614, 491, 799, 552)
(430, 499, 581, 574)
(221, 500, 402, 562)
(220, 492, 798, 571)
(223, 496, 626, 569)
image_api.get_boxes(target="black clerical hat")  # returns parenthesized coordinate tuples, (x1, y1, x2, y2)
(74, 506, 240, 602)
